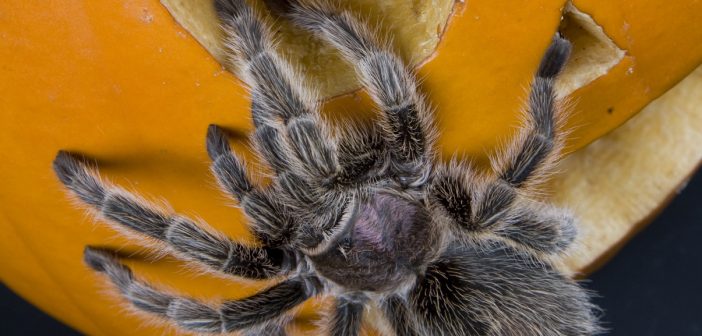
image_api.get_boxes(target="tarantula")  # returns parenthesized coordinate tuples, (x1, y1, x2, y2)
(52, 0, 600, 335)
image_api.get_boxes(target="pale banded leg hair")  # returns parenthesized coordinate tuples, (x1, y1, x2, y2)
(215, 0, 337, 184)
(215, 0, 340, 193)
(325, 295, 367, 336)
(427, 37, 577, 254)
(495, 198, 577, 253)
(214, 0, 389, 250)
(215, 0, 317, 125)
(289, 1, 436, 187)
(241, 321, 288, 336)
(208, 122, 345, 251)
(215, 0, 342, 249)
(83, 247, 319, 334)
(215, 0, 346, 251)
(52, 151, 294, 279)
(333, 121, 389, 188)
(206, 124, 298, 247)
(493, 36, 572, 190)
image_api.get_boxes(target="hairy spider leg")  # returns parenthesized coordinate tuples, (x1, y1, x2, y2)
(290, 2, 437, 188)
(327, 296, 366, 336)
(53, 151, 294, 279)
(206, 124, 298, 248)
(83, 247, 320, 334)
(215, 0, 358, 251)
(428, 37, 578, 254)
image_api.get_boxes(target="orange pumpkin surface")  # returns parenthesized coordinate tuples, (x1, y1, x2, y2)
(1, 0, 701, 335)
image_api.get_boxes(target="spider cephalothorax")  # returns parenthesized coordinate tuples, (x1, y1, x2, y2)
(53, 0, 601, 335)
(309, 190, 437, 292)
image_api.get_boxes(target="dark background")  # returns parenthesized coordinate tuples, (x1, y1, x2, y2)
(2, 170, 701, 335)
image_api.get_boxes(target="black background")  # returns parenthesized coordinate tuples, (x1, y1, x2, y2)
(2, 170, 701, 335)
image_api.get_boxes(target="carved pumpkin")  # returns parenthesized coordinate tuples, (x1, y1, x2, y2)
(1, 0, 701, 334)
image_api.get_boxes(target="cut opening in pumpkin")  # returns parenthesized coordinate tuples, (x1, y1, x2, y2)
(557, 2, 626, 95)
(162, 1, 628, 101)
(160, 0, 456, 98)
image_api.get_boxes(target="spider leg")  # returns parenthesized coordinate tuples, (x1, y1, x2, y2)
(207, 125, 298, 247)
(53, 151, 294, 279)
(429, 162, 576, 254)
(83, 247, 317, 334)
(428, 38, 576, 253)
(492, 36, 571, 191)
(429, 161, 516, 231)
(216, 0, 344, 187)
(290, 3, 435, 187)
(209, 123, 352, 252)
(216, 0, 365, 252)
(495, 199, 577, 253)
(253, 111, 386, 190)
(334, 121, 388, 187)
(208, 123, 345, 251)
(240, 123, 327, 212)
(327, 295, 366, 336)
(215, 0, 316, 126)
(242, 321, 288, 336)
(216, 0, 338, 183)
(379, 296, 421, 336)
(217, 1, 388, 192)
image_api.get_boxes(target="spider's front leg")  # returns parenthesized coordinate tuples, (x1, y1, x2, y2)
(428, 37, 576, 254)
(53, 151, 294, 279)
(215, 0, 346, 249)
(215, 0, 337, 186)
(290, 2, 436, 188)
(215, 0, 390, 249)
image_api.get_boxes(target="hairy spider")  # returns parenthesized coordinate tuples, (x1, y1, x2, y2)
(52, 0, 601, 335)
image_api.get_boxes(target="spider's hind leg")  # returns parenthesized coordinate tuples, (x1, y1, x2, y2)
(488, 36, 575, 252)
(428, 161, 577, 254)
(495, 199, 577, 254)
(380, 296, 422, 336)
(83, 247, 316, 334)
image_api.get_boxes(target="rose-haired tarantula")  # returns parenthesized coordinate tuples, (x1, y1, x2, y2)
(52, 0, 601, 334)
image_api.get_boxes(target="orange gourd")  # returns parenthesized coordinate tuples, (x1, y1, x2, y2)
(1, 1, 701, 334)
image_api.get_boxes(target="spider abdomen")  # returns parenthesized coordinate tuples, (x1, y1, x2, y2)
(410, 241, 599, 335)
(310, 192, 435, 292)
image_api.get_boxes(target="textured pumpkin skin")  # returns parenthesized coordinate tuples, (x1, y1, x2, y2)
(0, 1, 701, 335)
